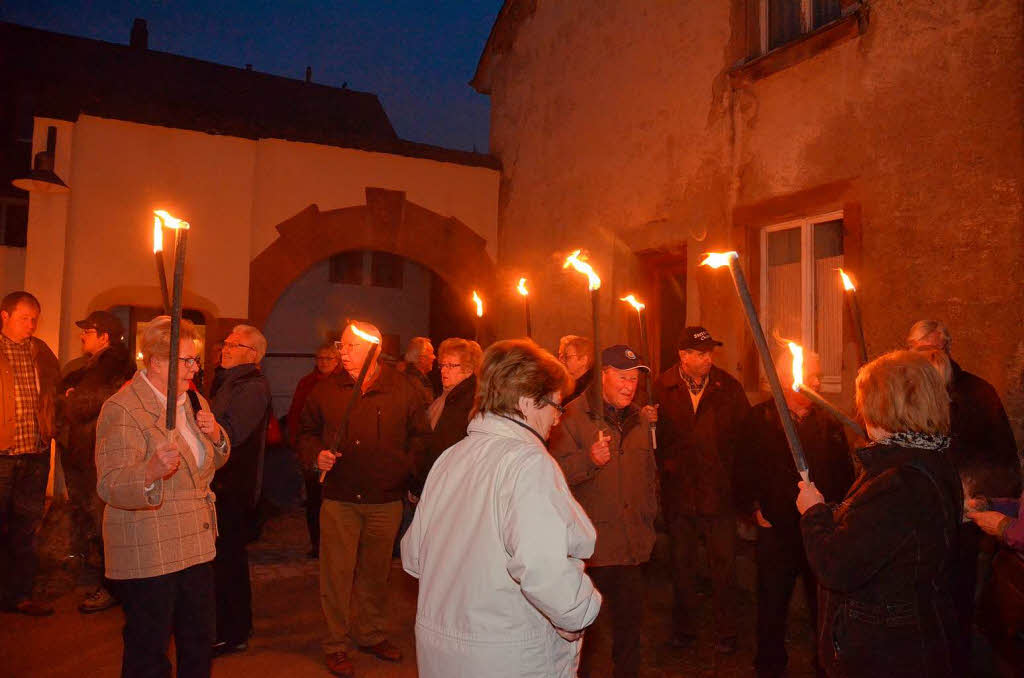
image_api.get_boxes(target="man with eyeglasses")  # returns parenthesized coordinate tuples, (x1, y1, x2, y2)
(558, 334, 594, 404)
(299, 321, 431, 678)
(209, 325, 272, 656)
(59, 310, 135, 614)
(287, 342, 341, 558)
(549, 345, 660, 678)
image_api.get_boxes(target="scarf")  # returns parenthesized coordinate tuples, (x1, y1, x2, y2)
(873, 431, 951, 451)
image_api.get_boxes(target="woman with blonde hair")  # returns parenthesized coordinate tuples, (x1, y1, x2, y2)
(96, 317, 229, 677)
(796, 350, 961, 677)
(402, 339, 601, 677)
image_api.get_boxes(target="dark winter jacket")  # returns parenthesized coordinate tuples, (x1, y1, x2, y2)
(947, 360, 1021, 497)
(210, 363, 272, 507)
(286, 368, 334, 463)
(299, 363, 431, 504)
(736, 401, 854, 535)
(414, 374, 475, 494)
(549, 396, 659, 567)
(59, 343, 136, 469)
(801, 443, 962, 678)
(654, 364, 751, 516)
(564, 368, 593, 406)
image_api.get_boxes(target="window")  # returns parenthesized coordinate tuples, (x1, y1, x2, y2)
(0, 198, 28, 247)
(329, 251, 364, 285)
(760, 212, 845, 392)
(370, 251, 404, 289)
(759, 0, 844, 55)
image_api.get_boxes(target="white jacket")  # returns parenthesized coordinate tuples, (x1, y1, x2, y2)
(402, 413, 602, 678)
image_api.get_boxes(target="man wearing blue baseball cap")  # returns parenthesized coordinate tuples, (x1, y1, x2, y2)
(550, 344, 659, 678)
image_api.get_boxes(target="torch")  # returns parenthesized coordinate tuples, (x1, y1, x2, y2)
(700, 251, 809, 481)
(839, 269, 868, 366)
(152, 217, 171, 313)
(472, 290, 484, 343)
(620, 294, 656, 449)
(517, 278, 532, 338)
(563, 250, 603, 415)
(153, 210, 190, 430)
(788, 342, 866, 438)
(320, 323, 382, 483)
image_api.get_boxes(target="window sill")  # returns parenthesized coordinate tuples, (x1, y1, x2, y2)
(730, 5, 867, 85)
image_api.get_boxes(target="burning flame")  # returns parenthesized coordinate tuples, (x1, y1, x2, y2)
(153, 210, 190, 230)
(517, 278, 529, 296)
(620, 294, 645, 312)
(699, 251, 738, 269)
(472, 291, 483, 317)
(838, 268, 856, 292)
(153, 217, 163, 253)
(563, 249, 601, 290)
(349, 323, 381, 345)
(788, 342, 804, 393)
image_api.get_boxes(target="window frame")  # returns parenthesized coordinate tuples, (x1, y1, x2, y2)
(759, 209, 844, 393)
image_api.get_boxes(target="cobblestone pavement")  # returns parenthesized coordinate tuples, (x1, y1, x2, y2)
(2, 506, 822, 677)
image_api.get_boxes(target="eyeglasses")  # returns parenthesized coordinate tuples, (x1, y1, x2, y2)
(540, 396, 565, 415)
(81, 328, 97, 335)
(178, 356, 202, 369)
(223, 341, 255, 352)
(438, 362, 463, 370)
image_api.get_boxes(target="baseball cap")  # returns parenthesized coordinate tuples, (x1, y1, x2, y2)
(601, 344, 650, 372)
(75, 310, 125, 343)
(677, 326, 723, 351)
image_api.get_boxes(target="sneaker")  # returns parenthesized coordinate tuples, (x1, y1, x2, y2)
(325, 650, 354, 677)
(358, 639, 402, 662)
(78, 586, 118, 614)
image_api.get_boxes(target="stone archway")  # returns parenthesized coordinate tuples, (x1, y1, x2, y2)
(248, 187, 496, 330)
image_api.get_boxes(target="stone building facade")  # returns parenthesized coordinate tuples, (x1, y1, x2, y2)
(474, 0, 1023, 438)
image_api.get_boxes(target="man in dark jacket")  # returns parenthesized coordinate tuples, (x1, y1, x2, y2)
(550, 345, 659, 678)
(654, 326, 751, 653)
(907, 319, 1021, 671)
(395, 336, 436, 404)
(59, 310, 136, 613)
(0, 291, 60, 616)
(301, 321, 430, 678)
(735, 350, 854, 678)
(210, 325, 272, 655)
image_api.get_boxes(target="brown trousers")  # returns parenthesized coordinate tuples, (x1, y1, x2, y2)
(320, 499, 403, 653)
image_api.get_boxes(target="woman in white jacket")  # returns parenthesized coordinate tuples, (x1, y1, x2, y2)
(402, 339, 602, 678)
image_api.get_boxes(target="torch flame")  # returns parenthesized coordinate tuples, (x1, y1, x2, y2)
(517, 278, 529, 296)
(699, 251, 738, 269)
(153, 216, 163, 253)
(153, 210, 191, 230)
(838, 268, 856, 292)
(349, 323, 381, 345)
(472, 291, 483, 317)
(563, 249, 601, 290)
(620, 294, 645, 312)
(788, 342, 804, 393)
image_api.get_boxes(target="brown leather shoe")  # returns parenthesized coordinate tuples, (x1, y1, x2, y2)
(5, 599, 55, 616)
(358, 640, 402, 662)
(325, 651, 354, 677)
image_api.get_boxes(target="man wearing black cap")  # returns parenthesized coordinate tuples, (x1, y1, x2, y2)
(59, 310, 135, 613)
(550, 345, 659, 678)
(654, 326, 750, 654)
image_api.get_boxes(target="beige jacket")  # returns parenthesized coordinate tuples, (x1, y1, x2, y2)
(95, 372, 229, 580)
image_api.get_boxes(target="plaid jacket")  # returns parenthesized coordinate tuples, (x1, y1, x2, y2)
(95, 372, 229, 580)
(0, 335, 60, 454)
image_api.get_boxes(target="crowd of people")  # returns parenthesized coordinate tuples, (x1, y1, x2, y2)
(1, 287, 1022, 678)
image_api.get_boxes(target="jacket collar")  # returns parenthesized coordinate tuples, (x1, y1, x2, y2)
(854, 441, 931, 473)
(129, 372, 206, 479)
(333, 362, 395, 394)
(467, 412, 547, 449)
(664, 364, 725, 394)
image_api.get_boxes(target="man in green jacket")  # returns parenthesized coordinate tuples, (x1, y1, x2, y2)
(550, 345, 659, 678)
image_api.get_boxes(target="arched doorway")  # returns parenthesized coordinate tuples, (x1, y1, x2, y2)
(248, 187, 497, 415)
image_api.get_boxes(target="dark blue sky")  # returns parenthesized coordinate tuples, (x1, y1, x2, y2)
(1, 1, 501, 151)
